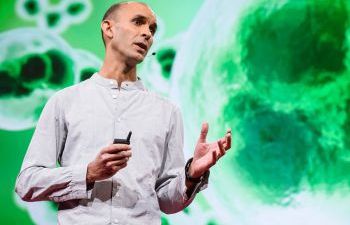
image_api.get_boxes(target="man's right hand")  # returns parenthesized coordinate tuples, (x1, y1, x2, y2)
(86, 144, 131, 185)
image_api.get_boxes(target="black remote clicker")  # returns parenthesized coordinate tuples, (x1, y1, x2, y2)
(113, 131, 132, 144)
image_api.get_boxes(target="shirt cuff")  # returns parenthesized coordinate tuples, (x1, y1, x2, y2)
(70, 164, 93, 199)
(182, 169, 210, 202)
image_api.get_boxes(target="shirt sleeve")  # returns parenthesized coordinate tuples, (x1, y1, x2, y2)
(155, 105, 209, 214)
(15, 94, 92, 202)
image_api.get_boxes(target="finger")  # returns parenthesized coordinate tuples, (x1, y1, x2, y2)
(111, 162, 128, 172)
(225, 133, 231, 150)
(106, 158, 129, 167)
(226, 128, 232, 134)
(211, 150, 217, 166)
(103, 150, 132, 162)
(103, 144, 131, 153)
(218, 136, 226, 144)
(198, 122, 209, 143)
(111, 150, 131, 159)
(217, 140, 225, 158)
(118, 162, 128, 169)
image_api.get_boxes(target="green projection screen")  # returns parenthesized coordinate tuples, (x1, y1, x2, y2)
(1, 0, 350, 224)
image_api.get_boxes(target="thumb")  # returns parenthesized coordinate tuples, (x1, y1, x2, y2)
(198, 122, 209, 143)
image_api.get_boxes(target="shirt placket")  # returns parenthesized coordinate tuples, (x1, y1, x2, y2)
(110, 83, 126, 225)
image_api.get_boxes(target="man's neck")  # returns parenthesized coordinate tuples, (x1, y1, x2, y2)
(99, 51, 138, 87)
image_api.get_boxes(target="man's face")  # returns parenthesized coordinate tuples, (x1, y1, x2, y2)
(108, 3, 157, 63)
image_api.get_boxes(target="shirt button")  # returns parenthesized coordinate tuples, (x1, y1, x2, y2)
(117, 118, 121, 122)
(112, 94, 117, 98)
(110, 81, 114, 85)
(114, 219, 119, 224)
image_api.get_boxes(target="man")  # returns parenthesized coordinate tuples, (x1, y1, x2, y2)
(15, 1, 231, 224)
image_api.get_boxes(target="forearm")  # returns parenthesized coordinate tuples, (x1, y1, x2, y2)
(157, 170, 191, 214)
(15, 164, 90, 202)
(156, 169, 209, 214)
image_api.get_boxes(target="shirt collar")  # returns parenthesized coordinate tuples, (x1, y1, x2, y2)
(90, 73, 146, 91)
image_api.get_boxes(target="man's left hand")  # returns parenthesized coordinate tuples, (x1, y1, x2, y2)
(188, 122, 232, 179)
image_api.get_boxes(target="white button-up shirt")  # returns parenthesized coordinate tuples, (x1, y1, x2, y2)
(15, 73, 208, 225)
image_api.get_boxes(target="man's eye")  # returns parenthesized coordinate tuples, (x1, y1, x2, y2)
(134, 20, 143, 25)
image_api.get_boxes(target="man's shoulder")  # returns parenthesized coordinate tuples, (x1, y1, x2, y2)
(45, 79, 91, 110)
(52, 79, 91, 100)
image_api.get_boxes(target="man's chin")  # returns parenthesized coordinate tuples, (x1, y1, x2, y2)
(126, 53, 145, 65)
(134, 56, 145, 64)
(135, 51, 147, 62)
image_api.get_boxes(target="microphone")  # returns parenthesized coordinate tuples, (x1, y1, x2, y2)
(146, 52, 156, 58)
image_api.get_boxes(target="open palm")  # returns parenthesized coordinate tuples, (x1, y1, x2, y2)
(189, 123, 232, 178)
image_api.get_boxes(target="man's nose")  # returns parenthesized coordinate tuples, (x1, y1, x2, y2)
(141, 26, 152, 40)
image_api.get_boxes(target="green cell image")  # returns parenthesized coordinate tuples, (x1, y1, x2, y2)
(0, 28, 100, 131)
(16, 0, 92, 33)
(232, 94, 315, 204)
(156, 47, 176, 79)
(170, 0, 350, 223)
(23, 0, 40, 16)
(2, 0, 350, 224)
(239, 0, 350, 105)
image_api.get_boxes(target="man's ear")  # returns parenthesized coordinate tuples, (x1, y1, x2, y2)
(101, 20, 114, 40)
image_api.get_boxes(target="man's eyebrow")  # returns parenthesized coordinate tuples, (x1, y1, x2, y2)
(132, 14, 147, 20)
(132, 14, 157, 26)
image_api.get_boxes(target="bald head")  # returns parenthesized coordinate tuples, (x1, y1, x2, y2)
(101, 1, 155, 46)
(102, 1, 150, 21)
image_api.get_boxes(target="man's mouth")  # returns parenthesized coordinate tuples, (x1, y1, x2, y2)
(134, 42, 148, 52)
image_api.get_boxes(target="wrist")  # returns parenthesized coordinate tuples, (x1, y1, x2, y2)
(86, 163, 96, 184)
(185, 158, 203, 183)
(188, 166, 201, 179)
